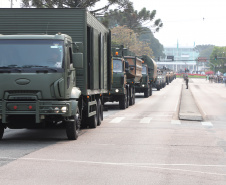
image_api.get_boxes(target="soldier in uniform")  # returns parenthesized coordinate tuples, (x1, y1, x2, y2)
(185, 76, 189, 89)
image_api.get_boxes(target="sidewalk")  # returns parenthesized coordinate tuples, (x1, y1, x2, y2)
(179, 84, 203, 121)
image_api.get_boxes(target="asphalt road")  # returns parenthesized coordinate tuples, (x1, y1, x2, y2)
(0, 78, 226, 185)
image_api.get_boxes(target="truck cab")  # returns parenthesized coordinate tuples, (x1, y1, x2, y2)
(0, 33, 82, 139)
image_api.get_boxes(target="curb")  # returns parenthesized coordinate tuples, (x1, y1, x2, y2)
(189, 84, 207, 121)
(178, 83, 203, 121)
(173, 82, 183, 120)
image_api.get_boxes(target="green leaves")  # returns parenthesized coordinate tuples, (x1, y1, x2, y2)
(21, 0, 133, 12)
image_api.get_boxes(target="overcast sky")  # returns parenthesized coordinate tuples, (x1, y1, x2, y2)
(1, 0, 226, 47)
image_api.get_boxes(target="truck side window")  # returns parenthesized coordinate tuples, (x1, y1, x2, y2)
(68, 47, 73, 69)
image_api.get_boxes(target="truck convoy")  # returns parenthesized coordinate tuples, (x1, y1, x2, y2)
(103, 47, 142, 109)
(135, 55, 157, 97)
(0, 8, 112, 140)
(0, 8, 176, 141)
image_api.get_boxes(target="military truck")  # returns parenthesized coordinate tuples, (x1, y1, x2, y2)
(155, 69, 164, 91)
(135, 62, 150, 97)
(0, 8, 112, 140)
(103, 47, 142, 109)
(136, 55, 157, 97)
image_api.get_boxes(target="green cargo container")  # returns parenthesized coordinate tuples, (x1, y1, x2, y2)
(0, 8, 112, 140)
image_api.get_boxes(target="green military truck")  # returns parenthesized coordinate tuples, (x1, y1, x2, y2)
(135, 62, 149, 98)
(0, 8, 112, 140)
(103, 48, 142, 109)
(155, 69, 166, 91)
(135, 55, 157, 97)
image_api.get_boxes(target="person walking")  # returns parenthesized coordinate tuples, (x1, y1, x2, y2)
(185, 76, 189, 89)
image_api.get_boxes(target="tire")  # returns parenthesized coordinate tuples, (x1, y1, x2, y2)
(0, 125, 4, 140)
(129, 86, 135, 106)
(88, 114, 97, 128)
(132, 87, 135, 105)
(144, 87, 149, 98)
(157, 85, 160, 91)
(119, 94, 127, 109)
(149, 84, 152, 96)
(126, 88, 130, 108)
(66, 109, 81, 140)
(97, 99, 102, 126)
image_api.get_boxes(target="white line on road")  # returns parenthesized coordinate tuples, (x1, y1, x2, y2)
(139, 117, 152, 123)
(1, 157, 226, 176)
(201, 122, 213, 127)
(110, 117, 125, 123)
(171, 120, 181, 125)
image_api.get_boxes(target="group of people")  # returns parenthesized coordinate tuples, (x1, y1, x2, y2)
(207, 75, 226, 84)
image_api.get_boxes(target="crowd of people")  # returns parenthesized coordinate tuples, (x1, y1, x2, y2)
(207, 74, 226, 84)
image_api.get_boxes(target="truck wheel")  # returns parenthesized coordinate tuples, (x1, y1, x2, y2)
(0, 125, 4, 140)
(149, 85, 152, 96)
(129, 87, 134, 106)
(132, 87, 135, 105)
(119, 94, 127, 109)
(97, 99, 102, 126)
(157, 85, 160, 91)
(144, 88, 149, 98)
(66, 110, 80, 140)
(88, 114, 97, 128)
(126, 89, 130, 108)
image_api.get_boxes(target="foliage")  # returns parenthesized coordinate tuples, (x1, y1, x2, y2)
(139, 27, 164, 58)
(194, 45, 214, 59)
(21, 0, 133, 13)
(111, 26, 153, 57)
(100, 8, 163, 33)
(210, 46, 226, 73)
(194, 44, 214, 68)
(99, 8, 164, 58)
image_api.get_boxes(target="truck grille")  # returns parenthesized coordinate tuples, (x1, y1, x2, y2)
(4, 90, 41, 100)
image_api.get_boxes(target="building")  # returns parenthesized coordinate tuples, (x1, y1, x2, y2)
(157, 45, 199, 73)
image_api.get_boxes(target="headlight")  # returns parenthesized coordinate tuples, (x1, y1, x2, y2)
(115, 89, 119, 93)
(54, 107, 60, 113)
(61, 106, 67, 113)
(142, 84, 145, 87)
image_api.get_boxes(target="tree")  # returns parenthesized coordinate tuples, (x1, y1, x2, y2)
(111, 26, 153, 57)
(194, 45, 214, 72)
(100, 7, 163, 33)
(21, 0, 133, 13)
(98, 8, 163, 58)
(195, 45, 214, 59)
(210, 46, 226, 73)
(139, 27, 164, 59)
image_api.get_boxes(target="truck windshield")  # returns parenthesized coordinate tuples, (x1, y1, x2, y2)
(113, 59, 123, 72)
(0, 40, 64, 68)
(142, 66, 147, 74)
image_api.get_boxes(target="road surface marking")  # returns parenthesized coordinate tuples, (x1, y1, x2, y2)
(140, 117, 152, 123)
(201, 122, 213, 127)
(171, 120, 181, 125)
(1, 157, 226, 176)
(110, 117, 125, 123)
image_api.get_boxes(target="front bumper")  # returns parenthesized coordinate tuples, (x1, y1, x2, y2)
(0, 100, 78, 123)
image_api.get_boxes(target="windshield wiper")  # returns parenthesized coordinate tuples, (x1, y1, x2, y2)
(0, 64, 20, 68)
(21, 65, 58, 72)
(21, 65, 47, 68)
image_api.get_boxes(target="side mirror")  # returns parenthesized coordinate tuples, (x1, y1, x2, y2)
(72, 42, 83, 69)
(72, 53, 83, 68)
(125, 60, 129, 70)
